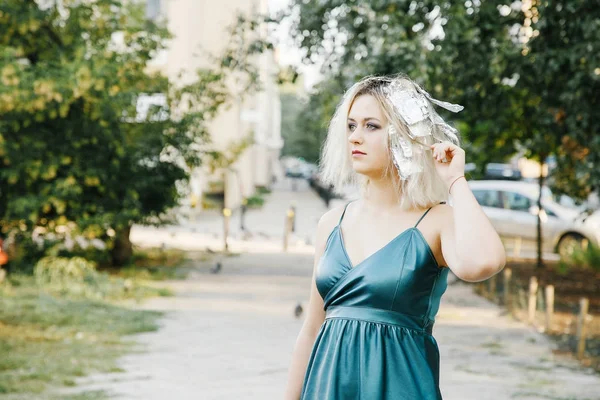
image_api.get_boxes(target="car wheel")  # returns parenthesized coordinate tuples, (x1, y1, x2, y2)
(557, 233, 588, 258)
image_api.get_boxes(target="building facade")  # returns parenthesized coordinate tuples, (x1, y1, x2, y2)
(148, 0, 283, 210)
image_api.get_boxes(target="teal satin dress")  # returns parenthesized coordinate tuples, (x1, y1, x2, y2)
(300, 202, 449, 400)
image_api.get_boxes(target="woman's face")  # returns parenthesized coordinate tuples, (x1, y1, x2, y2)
(347, 94, 391, 178)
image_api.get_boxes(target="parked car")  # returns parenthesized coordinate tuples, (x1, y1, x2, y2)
(467, 180, 600, 257)
(465, 162, 522, 180)
(283, 157, 317, 180)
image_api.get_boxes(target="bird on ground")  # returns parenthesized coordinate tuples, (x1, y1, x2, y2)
(210, 261, 222, 274)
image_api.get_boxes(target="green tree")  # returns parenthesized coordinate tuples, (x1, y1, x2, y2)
(286, 78, 347, 163)
(0, 1, 268, 268)
(280, 91, 306, 159)
(510, 0, 600, 266)
(287, 1, 522, 169)
(288, 0, 600, 267)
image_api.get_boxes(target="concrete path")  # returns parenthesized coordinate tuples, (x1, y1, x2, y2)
(63, 250, 600, 400)
(130, 178, 558, 262)
(129, 178, 349, 255)
(61, 181, 598, 399)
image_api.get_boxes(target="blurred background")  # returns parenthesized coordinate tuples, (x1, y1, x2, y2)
(1, 1, 599, 399)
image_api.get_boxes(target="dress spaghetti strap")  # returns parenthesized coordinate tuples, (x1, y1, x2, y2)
(338, 201, 354, 225)
(340, 200, 445, 228)
(414, 201, 446, 228)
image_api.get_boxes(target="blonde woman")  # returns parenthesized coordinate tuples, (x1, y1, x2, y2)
(284, 74, 506, 400)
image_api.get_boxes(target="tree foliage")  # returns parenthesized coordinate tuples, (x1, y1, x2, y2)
(285, 0, 600, 268)
(287, 1, 600, 198)
(0, 1, 270, 268)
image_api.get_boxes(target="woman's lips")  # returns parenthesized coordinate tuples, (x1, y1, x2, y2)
(352, 150, 366, 157)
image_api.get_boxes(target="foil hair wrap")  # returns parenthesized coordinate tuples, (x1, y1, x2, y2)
(385, 81, 464, 180)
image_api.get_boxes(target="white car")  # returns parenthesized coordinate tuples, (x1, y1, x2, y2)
(467, 180, 600, 257)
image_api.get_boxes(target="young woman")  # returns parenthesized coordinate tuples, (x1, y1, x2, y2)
(284, 74, 506, 400)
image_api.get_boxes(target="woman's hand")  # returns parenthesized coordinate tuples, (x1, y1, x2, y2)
(430, 142, 465, 189)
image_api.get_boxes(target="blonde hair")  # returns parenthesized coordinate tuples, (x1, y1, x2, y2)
(319, 73, 461, 210)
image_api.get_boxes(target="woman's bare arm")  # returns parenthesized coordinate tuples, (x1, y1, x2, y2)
(284, 206, 343, 400)
(439, 178, 506, 282)
(430, 142, 506, 282)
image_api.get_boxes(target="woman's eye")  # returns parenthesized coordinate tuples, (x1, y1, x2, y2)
(348, 124, 356, 132)
(366, 123, 379, 130)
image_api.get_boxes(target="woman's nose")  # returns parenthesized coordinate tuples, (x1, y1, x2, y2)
(348, 128, 363, 144)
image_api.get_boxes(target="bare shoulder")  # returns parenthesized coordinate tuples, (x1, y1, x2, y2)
(433, 202, 455, 237)
(435, 202, 453, 218)
(315, 203, 347, 246)
(426, 202, 454, 234)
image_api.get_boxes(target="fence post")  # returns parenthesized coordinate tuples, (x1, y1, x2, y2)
(513, 236, 522, 258)
(481, 279, 489, 299)
(545, 285, 554, 332)
(503, 268, 512, 310)
(577, 297, 590, 360)
(528, 276, 538, 324)
(489, 274, 497, 303)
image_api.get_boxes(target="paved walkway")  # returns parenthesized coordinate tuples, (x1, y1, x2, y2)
(129, 178, 349, 255)
(64, 252, 599, 400)
(130, 178, 557, 262)
(62, 181, 598, 399)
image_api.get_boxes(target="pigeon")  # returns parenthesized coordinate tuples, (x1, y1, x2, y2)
(294, 303, 303, 318)
(210, 261, 222, 274)
(305, 234, 312, 246)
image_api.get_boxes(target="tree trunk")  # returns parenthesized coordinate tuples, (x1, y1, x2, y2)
(536, 154, 547, 269)
(111, 224, 133, 267)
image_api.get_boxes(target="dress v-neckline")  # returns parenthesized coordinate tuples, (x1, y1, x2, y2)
(337, 225, 419, 270)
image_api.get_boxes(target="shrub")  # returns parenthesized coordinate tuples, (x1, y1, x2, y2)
(559, 243, 600, 272)
(32, 256, 166, 301)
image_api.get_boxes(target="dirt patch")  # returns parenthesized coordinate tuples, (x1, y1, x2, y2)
(476, 259, 600, 373)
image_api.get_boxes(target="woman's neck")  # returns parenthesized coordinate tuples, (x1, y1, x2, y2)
(362, 176, 402, 212)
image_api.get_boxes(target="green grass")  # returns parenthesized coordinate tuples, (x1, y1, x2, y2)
(245, 194, 265, 208)
(113, 247, 191, 281)
(559, 242, 600, 272)
(0, 276, 162, 397)
(0, 248, 206, 398)
(255, 186, 272, 195)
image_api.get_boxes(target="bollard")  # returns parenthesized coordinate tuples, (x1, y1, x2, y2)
(283, 207, 295, 252)
(240, 198, 247, 231)
(528, 276, 538, 324)
(291, 204, 296, 233)
(223, 207, 231, 252)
